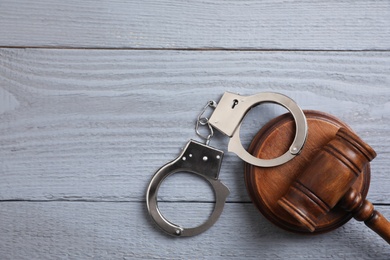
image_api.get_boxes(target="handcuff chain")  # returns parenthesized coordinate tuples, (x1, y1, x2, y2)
(195, 100, 217, 145)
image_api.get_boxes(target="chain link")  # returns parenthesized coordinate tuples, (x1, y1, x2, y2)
(195, 100, 217, 145)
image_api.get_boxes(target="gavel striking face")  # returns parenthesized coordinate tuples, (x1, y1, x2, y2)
(278, 127, 390, 244)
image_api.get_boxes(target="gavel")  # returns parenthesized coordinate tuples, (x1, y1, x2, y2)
(278, 127, 390, 244)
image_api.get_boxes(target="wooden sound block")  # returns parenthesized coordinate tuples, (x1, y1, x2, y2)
(244, 110, 371, 234)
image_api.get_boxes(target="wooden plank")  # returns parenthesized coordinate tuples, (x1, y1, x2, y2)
(0, 0, 389, 50)
(0, 49, 390, 203)
(0, 202, 388, 259)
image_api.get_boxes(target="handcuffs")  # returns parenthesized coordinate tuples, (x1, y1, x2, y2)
(146, 92, 308, 236)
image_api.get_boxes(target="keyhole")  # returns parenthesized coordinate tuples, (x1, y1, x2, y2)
(232, 99, 239, 109)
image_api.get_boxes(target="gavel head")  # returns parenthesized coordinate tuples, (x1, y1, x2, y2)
(278, 128, 376, 232)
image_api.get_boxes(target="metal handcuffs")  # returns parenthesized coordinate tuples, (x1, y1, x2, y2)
(146, 92, 308, 236)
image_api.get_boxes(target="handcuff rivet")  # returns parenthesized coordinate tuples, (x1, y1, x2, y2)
(203, 156, 208, 161)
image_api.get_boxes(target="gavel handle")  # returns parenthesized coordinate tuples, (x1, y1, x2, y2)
(340, 188, 390, 244)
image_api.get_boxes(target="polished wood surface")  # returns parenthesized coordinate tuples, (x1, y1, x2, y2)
(340, 188, 390, 244)
(280, 126, 390, 244)
(245, 110, 390, 244)
(278, 127, 376, 232)
(245, 111, 371, 233)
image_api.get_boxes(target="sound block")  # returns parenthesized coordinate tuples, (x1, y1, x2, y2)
(244, 110, 370, 234)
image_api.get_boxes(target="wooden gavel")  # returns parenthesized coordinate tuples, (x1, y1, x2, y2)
(278, 127, 390, 244)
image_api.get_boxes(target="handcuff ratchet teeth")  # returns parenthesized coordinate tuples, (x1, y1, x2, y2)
(146, 92, 308, 237)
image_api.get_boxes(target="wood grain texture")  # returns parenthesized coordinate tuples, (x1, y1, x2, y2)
(0, 202, 389, 259)
(0, 0, 389, 50)
(1, 49, 390, 258)
(245, 112, 372, 234)
(1, 49, 390, 204)
(1, 0, 390, 257)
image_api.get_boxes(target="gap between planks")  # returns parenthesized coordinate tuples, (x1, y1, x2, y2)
(0, 200, 389, 207)
(0, 46, 390, 52)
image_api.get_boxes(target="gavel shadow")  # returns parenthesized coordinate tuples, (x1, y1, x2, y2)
(240, 201, 389, 257)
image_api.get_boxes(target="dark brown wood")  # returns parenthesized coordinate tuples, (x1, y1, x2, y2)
(340, 188, 390, 244)
(245, 110, 371, 234)
(277, 127, 376, 231)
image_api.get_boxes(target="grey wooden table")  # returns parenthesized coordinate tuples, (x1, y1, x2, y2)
(1, 1, 389, 259)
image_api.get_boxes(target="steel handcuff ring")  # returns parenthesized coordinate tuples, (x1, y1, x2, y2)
(146, 92, 308, 237)
(146, 140, 229, 237)
(209, 92, 308, 167)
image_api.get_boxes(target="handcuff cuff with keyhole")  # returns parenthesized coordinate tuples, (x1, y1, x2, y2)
(146, 92, 308, 237)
